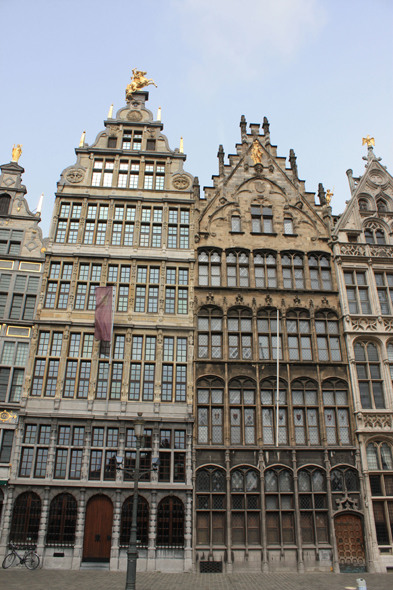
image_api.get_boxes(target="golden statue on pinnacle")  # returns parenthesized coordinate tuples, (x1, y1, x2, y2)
(12, 144, 23, 162)
(126, 69, 157, 100)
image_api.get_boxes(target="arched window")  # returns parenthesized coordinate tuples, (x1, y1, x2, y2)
(354, 342, 385, 409)
(322, 379, 350, 445)
(197, 377, 224, 444)
(260, 378, 288, 445)
(228, 307, 253, 359)
(315, 311, 341, 361)
(358, 199, 369, 211)
(231, 468, 260, 545)
(298, 468, 328, 544)
(10, 492, 41, 545)
(157, 496, 184, 548)
(377, 199, 388, 212)
(226, 251, 249, 287)
(0, 194, 11, 216)
(197, 307, 223, 359)
(120, 496, 149, 547)
(366, 442, 393, 546)
(229, 378, 256, 445)
(286, 309, 312, 361)
(231, 215, 241, 233)
(46, 493, 77, 546)
(364, 224, 386, 245)
(196, 467, 226, 545)
(281, 253, 304, 289)
(291, 379, 320, 445)
(308, 254, 332, 290)
(253, 251, 277, 288)
(265, 468, 294, 544)
(198, 251, 221, 287)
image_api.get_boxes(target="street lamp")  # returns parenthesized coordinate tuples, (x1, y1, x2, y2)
(115, 413, 159, 590)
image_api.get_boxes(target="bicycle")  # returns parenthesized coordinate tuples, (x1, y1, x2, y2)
(2, 542, 40, 569)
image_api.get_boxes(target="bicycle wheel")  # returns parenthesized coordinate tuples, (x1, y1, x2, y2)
(24, 552, 40, 570)
(2, 552, 16, 569)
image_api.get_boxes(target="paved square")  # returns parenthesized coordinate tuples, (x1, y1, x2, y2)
(0, 570, 391, 590)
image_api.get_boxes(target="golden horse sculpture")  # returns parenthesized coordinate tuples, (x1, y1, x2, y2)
(126, 69, 157, 100)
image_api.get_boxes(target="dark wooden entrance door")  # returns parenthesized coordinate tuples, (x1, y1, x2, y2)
(83, 495, 113, 562)
(335, 513, 366, 572)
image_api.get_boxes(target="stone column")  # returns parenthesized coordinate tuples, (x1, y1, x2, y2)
(259, 452, 268, 572)
(324, 451, 340, 573)
(110, 489, 122, 570)
(37, 486, 51, 563)
(0, 485, 14, 558)
(81, 422, 92, 482)
(147, 490, 157, 570)
(292, 451, 304, 572)
(191, 448, 197, 573)
(356, 443, 376, 573)
(225, 450, 232, 573)
(72, 487, 86, 569)
(45, 420, 58, 482)
(184, 490, 192, 571)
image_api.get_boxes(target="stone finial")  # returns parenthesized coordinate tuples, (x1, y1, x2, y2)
(217, 145, 225, 176)
(318, 182, 326, 206)
(289, 149, 298, 181)
(262, 117, 270, 135)
(346, 169, 355, 195)
(193, 176, 200, 199)
(240, 115, 247, 140)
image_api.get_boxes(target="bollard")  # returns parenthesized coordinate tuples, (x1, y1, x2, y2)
(356, 578, 367, 590)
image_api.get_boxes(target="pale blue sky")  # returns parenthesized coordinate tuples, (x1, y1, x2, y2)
(1, 0, 392, 235)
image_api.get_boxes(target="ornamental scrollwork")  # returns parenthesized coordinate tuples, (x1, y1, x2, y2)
(370, 245, 393, 258)
(350, 317, 378, 331)
(362, 414, 392, 429)
(339, 244, 366, 256)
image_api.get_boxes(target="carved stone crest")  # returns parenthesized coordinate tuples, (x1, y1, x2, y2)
(66, 169, 85, 183)
(172, 175, 190, 190)
(127, 110, 143, 122)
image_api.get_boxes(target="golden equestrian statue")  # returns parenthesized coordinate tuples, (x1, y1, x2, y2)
(251, 139, 263, 164)
(362, 135, 375, 147)
(126, 69, 157, 100)
(12, 144, 23, 163)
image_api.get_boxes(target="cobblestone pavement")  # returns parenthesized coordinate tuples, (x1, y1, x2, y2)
(0, 570, 392, 590)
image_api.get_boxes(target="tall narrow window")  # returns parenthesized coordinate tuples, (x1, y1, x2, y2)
(231, 216, 241, 232)
(344, 270, 370, 314)
(257, 308, 282, 360)
(367, 442, 393, 546)
(354, 342, 384, 409)
(197, 307, 223, 359)
(226, 251, 249, 287)
(315, 311, 341, 361)
(196, 468, 226, 546)
(231, 469, 260, 545)
(229, 379, 256, 444)
(265, 469, 294, 544)
(156, 497, 184, 548)
(298, 469, 328, 544)
(322, 379, 351, 444)
(286, 310, 312, 361)
(292, 379, 320, 445)
(197, 378, 224, 444)
(198, 251, 221, 286)
(281, 253, 304, 289)
(309, 255, 332, 290)
(253, 252, 277, 288)
(228, 308, 253, 360)
(260, 379, 288, 445)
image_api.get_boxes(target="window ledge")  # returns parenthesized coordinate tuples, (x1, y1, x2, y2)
(283, 233, 298, 237)
(229, 231, 245, 235)
(250, 232, 277, 236)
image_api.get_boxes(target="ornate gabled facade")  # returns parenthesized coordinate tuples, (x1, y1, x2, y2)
(0, 87, 196, 572)
(193, 118, 367, 574)
(332, 142, 393, 573)
(0, 157, 45, 522)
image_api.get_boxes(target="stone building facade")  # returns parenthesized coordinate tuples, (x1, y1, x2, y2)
(0, 159, 45, 523)
(332, 143, 393, 573)
(192, 118, 368, 573)
(0, 90, 196, 572)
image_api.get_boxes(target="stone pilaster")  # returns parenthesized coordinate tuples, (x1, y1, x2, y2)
(110, 488, 122, 570)
(147, 489, 157, 570)
(184, 490, 192, 571)
(72, 488, 86, 569)
(36, 486, 51, 560)
(0, 485, 14, 557)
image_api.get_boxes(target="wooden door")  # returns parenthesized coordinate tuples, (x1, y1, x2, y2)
(335, 513, 366, 572)
(83, 495, 113, 562)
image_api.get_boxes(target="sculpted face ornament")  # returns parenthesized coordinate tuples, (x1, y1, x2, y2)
(66, 169, 85, 183)
(126, 68, 157, 100)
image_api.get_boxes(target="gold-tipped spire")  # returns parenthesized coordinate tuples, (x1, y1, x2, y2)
(179, 137, 184, 153)
(108, 103, 114, 119)
(79, 131, 86, 148)
(12, 144, 23, 163)
(362, 135, 375, 147)
(157, 106, 161, 121)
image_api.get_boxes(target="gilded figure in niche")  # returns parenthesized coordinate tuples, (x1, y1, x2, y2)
(12, 144, 23, 162)
(126, 69, 157, 99)
(251, 139, 263, 164)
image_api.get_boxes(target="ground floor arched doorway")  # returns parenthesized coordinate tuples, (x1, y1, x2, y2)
(334, 513, 366, 572)
(83, 495, 113, 562)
